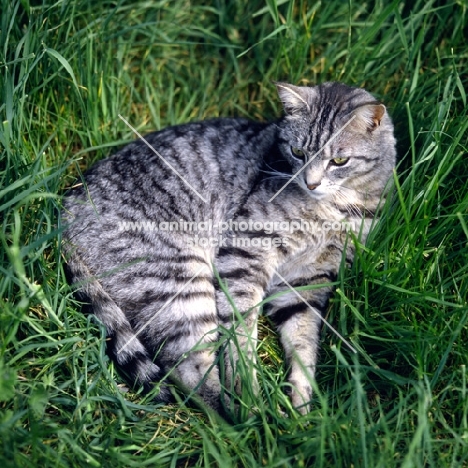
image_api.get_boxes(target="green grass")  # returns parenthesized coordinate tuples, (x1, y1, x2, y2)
(1, 0, 468, 466)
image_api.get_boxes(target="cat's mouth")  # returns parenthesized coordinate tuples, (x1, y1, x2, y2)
(305, 187, 329, 200)
(299, 180, 330, 200)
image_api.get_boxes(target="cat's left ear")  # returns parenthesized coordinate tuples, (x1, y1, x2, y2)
(274, 81, 312, 115)
(349, 102, 386, 133)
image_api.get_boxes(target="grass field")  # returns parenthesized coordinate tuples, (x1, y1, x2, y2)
(1, 0, 468, 466)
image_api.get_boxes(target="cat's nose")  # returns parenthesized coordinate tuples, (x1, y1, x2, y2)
(307, 182, 321, 190)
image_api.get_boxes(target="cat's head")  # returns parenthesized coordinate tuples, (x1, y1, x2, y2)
(275, 81, 396, 209)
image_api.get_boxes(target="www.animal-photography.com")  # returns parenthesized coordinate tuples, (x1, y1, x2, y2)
(1, 1, 467, 466)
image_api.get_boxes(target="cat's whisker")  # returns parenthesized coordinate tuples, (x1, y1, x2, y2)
(261, 172, 291, 182)
(263, 175, 291, 182)
(333, 190, 362, 217)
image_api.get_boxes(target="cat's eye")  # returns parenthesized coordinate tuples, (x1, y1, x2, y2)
(291, 146, 305, 159)
(331, 157, 349, 166)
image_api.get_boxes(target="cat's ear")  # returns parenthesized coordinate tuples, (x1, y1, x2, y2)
(349, 102, 386, 133)
(274, 82, 311, 115)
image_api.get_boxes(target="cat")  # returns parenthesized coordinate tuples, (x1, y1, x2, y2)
(61, 81, 396, 414)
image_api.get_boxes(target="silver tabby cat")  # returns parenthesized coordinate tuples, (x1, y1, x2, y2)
(62, 82, 396, 414)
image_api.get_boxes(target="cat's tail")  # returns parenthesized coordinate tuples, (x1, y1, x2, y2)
(63, 246, 172, 403)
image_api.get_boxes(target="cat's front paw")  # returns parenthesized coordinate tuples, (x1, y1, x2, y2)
(289, 380, 312, 415)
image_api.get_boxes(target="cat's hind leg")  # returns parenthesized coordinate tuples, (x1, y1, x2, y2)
(161, 296, 222, 411)
(214, 250, 269, 406)
(135, 259, 222, 411)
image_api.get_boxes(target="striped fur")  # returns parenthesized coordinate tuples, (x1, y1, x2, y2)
(61, 82, 396, 414)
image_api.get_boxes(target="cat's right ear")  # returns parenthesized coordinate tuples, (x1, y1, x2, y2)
(349, 102, 386, 133)
(274, 81, 311, 115)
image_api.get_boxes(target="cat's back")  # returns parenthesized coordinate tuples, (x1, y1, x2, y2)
(64, 117, 272, 218)
(77, 117, 270, 187)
